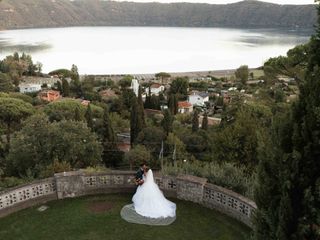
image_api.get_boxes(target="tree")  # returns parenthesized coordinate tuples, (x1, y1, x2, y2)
(254, 3, 320, 238)
(150, 95, 161, 110)
(125, 145, 150, 170)
(44, 99, 104, 122)
(121, 89, 135, 110)
(155, 72, 171, 84)
(137, 86, 145, 125)
(6, 114, 102, 177)
(213, 104, 271, 168)
(264, 44, 308, 82)
(0, 97, 34, 147)
(130, 96, 145, 146)
(56, 80, 62, 92)
(118, 75, 133, 89)
(74, 106, 82, 121)
(168, 94, 178, 115)
(0, 73, 13, 92)
(101, 108, 122, 167)
(44, 99, 85, 121)
(202, 112, 208, 130)
(162, 109, 174, 136)
(170, 77, 189, 97)
(165, 133, 187, 164)
(144, 85, 152, 109)
(136, 126, 165, 160)
(85, 104, 94, 129)
(235, 65, 249, 85)
(192, 109, 199, 132)
(62, 78, 70, 97)
(71, 64, 79, 81)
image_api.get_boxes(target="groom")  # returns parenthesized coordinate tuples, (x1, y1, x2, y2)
(135, 162, 146, 186)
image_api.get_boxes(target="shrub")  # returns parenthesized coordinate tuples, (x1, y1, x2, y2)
(162, 161, 255, 199)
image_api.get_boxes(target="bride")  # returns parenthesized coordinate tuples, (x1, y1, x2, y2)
(132, 167, 176, 219)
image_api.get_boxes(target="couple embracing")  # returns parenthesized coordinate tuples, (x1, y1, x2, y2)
(132, 162, 176, 219)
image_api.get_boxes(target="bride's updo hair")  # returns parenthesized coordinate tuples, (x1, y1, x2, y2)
(145, 167, 150, 172)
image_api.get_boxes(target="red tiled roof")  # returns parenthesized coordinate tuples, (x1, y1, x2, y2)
(150, 83, 163, 89)
(178, 101, 192, 108)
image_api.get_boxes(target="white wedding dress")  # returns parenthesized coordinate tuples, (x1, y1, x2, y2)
(132, 169, 176, 218)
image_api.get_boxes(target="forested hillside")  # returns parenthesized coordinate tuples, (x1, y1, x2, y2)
(0, 0, 316, 29)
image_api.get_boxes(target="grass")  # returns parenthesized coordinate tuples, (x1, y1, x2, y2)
(0, 194, 252, 240)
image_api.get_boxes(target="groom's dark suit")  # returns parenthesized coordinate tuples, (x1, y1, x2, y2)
(135, 168, 144, 186)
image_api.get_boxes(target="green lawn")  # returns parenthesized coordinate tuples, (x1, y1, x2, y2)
(0, 194, 251, 240)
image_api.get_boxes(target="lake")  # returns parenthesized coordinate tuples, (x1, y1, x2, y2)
(0, 27, 311, 74)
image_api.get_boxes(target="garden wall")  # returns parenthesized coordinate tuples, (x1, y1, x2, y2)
(0, 170, 256, 227)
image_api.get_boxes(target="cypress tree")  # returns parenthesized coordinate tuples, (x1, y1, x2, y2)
(168, 94, 175, 115)
(137, 86, 145, 126)
(173, 94, 178, 115)
(130, 97, 144, 146)
(162, 109, 174, 136)
(102, 107, 122, 167)
(201, 112, 208, 130)
(192, 109, 199, 132)
(150, 95, 161, 110)
(254, 3, 320, 239)
(144, 85, 152, 109)
(57, 80, 62, 93)
(62, 78, 70, 97)
(85, 104, 93, 129)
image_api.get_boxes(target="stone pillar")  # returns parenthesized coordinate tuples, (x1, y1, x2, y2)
(176, 175, 207, 203)
(55, 171, 85, 199)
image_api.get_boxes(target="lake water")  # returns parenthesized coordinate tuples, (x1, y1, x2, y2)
(0, 27, 311, 74)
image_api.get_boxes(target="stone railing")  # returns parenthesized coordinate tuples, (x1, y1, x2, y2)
(0, 178, 57, 218)
(0, 170, 256, 228)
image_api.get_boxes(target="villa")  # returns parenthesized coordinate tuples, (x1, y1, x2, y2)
(178, 101, 193, 114)
(38, 90, 61, 102)
(188, 91, 209, 106)
(19, 83, 42, 93)
(146, 83, 165, 96)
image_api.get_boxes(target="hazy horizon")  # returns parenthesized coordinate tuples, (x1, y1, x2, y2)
(113, 0, 315, 5)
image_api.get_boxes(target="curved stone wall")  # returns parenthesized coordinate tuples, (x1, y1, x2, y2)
(0, 170, 256, 228)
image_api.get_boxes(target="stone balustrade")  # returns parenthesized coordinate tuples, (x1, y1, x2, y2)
(0, 178, 57, 218)
(0, 170, 256, 228)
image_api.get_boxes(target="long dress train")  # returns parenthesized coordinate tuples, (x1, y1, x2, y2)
(132, 169, 176, 218)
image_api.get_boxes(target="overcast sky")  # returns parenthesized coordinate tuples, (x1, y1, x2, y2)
(114, 0, 315, 5)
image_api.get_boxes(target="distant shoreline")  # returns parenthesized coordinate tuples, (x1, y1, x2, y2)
(0, 25, 315, 32)
(81, 68, 260, 80)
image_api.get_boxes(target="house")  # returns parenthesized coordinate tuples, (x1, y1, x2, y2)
(130, 79, 139, 96)
(38, 90, 61, 102)
(117, 133, 131, 152)
(178, 101, 193, 114)
(144, 109, 163, 117)
(99, 89, 118, 100)
(19, 83, 42, 93)
(22, 76, 61, 88)
(246, 80, 264, 85)
(146, 83, 165, 96)
(81, 100, 90, 106)
(188, 91, 209, 106)
(199, 116, 222, 127)
(278, 76, 295, 84)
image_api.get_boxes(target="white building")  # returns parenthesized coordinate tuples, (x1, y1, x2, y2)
(19, 83, 42, 93)
(130, 79, 139, 96)
(188, 91, 209, 106)
(146, 83, 165, 96)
